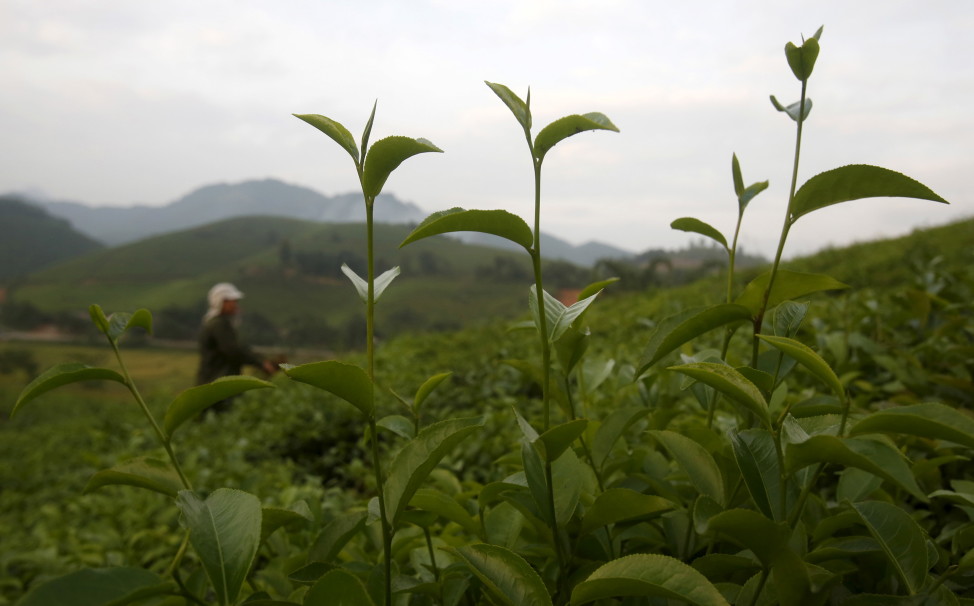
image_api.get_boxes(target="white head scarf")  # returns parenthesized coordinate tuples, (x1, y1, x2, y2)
(203, 282, 244, 323)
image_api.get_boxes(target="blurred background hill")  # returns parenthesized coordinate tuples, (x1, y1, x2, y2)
(0, 178, 786, 350)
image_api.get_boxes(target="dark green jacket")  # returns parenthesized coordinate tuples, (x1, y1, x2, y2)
(196, 315, 264, 385)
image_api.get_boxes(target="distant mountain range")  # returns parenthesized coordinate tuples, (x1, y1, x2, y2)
(17, 179, 634, 267)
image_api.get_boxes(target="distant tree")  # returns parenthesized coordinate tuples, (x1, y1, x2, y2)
(278, 238, 293, 267)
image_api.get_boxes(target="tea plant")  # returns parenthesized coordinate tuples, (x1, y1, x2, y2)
(285, 104, 486, 606)
(10, 306, 287, 605)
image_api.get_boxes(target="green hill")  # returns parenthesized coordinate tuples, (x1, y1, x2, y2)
(0, 196, 103, 281)
(787, 217, 974, 288)
(6, 216, 558, 348)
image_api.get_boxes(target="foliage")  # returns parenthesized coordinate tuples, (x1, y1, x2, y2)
(5, 26, 972, 606)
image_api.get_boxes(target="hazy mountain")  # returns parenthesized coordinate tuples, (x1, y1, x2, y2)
(22, 179, 634, 267)
(451, 232, 633, 267)
(0, 195, 103, 281)
(32, 179, 427, 246)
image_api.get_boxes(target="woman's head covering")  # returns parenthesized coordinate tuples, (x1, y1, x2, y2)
(203, 282, 244, 322)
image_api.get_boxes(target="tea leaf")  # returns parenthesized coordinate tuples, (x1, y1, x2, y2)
(853, 501, 929, 595)
(377, 414, 414, 439)
(294, 113, 359, 163)
(485, 81, 531, 131)
(164, 375, 273, 439)
(849, 403, 974, 449)
(414, 371, 452, 411)
(103, 308, 153, 341)
(400, 207, 533, 251)
(735, 270, 848, 315)
(449, 543, 552, 606)
(374, 266, 400, 302)
(790, 165, 948, 224)
(732, 153, 745, 198)
(668, 362, 771, 428)
(650, 430, 725, 506)
(383, 416, 484, 527)
(806, 536, 882, 564)
(341, 263, 404, 304)
(177, 488, 262, 606)
(360, 100, 377, 164)
(638, 304, 753, 374)
(757, 335, 843, 398)
(705, 509, 791, 568)
(304, 569, 375, 606)
(534, 112, 619, 163)
(770, 95, 813, 122)
(308, 510, 368, 563)
(89, 304, 111, 335)
(283, 361, 374, 417)
(340, 264, 368, 302)
(530, 286, 601, 343)
(577, 277, 618, 301)
(785, 36, 820, 81)
(362, 135, 442, 199)
(552, 447, 585, 524)
(536, 419, 588, 463)
(409, 487, 480, 535)
(14, 567, 172, 606)
(571, 554, 730, 606)
(554, 325, 589, 374)
(261, 502, 313, 542)
(13, 363, 126, 417)
(580, 488, 674, 535)
(521, 440, 549, 524)
(671, 217, 728, 250)
(591, 407, 652, 469)
(773, 301, 808, 338)
(84, 457, 183, 498)
(786, 436, 927, 501)
(732, 429, 783, 521)
(739, 180, 769, 211)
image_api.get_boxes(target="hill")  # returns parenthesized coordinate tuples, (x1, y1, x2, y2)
(32, 179, 426, 246)
(0, 196, 103, 282)
(4, 216, 562, 348)
(21, 179, 635, 267)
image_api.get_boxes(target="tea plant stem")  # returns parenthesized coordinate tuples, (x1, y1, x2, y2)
(108, 341, 192, 491)
(565, 383, 606, 492)
(365, 199, 394, 606)
(753, 80, 808, 367)
(423, 526, 445, 606)
(748, 569, 770, 606)
(787, 463, 825, 528)
(838, 394, 851, 436)
(706, 332, 734, 428)
(165, 531, 191, 577)
(727, 211, 744, 305)
(921, 567, 958, 605)
(708, 224, 743, 428)
(172, 565, 206, 606)
(774, 430, 788, 520)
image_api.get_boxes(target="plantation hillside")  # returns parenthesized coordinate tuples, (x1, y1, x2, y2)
(3, 216, 556, 347)
(0, 196, 103, 281)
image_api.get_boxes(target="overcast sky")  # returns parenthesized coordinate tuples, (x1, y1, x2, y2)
(2, 0, 970, 259)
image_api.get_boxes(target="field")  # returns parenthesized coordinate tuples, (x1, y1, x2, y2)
(2, 215, 973, 605)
